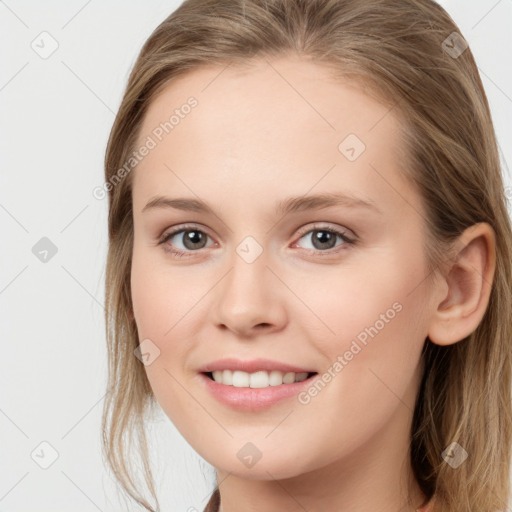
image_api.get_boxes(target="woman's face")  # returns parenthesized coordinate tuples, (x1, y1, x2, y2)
(130, 55, 441, 481)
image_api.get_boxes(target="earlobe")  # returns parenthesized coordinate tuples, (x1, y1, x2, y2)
(427, 222, 496, 347)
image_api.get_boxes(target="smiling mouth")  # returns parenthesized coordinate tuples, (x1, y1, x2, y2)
(203, 370, 318, 388)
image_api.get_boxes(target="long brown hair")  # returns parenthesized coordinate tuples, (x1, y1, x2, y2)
(101, 1, 512, 511)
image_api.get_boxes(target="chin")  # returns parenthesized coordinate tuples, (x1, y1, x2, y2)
(203, 444, 315, 481)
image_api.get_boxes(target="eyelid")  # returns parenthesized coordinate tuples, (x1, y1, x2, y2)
(293, 222, 355, 242)
(159, 222, 212, 239)
(158, 223, 216, 247)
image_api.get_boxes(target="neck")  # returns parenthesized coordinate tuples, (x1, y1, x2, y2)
(217, 463, 426, 512)
(215, 423, 426, 511)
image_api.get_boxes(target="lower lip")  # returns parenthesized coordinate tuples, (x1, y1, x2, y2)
(198, 372, 318, 411)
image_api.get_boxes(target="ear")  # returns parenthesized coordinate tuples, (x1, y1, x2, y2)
(427, 222, 496, 346)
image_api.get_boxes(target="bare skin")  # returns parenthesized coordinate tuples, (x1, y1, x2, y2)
(129, 54, 495, 512)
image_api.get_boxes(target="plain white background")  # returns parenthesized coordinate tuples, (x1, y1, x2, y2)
(1, 1, 511, 511)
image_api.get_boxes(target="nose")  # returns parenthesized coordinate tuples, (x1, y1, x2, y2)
(211, 249, 287, 338)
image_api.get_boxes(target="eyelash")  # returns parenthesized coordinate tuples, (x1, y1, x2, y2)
(157, 223, 357, 259)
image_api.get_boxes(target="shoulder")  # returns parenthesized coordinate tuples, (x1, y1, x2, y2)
(203, 488, 220, 512)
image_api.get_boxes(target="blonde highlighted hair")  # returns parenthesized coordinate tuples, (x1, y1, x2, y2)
(101, 1, 512, 511)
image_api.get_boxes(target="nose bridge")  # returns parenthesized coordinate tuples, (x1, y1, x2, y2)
(212, 236, 286, 335)
(222, 240, 271, 313)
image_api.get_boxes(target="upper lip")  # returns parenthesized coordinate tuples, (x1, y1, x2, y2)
(198, 358, 316, 374)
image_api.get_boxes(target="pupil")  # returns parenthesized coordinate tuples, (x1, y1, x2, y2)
(313, 230, 336, 250)
(184, 230, 205, 249)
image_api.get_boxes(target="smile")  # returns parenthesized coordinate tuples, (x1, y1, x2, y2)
(205, 369, 316, 387)
(199, 371, 319, 411)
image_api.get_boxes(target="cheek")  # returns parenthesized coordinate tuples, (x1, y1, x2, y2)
(130, 244, 203, 337)
(299, 253, 427, 350)
(130, 247, 208, 388)
(130, 254, 200, 426)
(287, 268, 428, 467)
(305, 248, 430, 396)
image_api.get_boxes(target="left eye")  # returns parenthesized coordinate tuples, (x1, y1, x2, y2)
(293, 227, 355, 252)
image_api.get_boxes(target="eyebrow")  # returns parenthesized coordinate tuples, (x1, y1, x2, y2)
(141, 192, 381, 216)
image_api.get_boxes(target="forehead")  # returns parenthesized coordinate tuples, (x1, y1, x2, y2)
(132, 55, 415, 220)
(137, 54, 401, 145)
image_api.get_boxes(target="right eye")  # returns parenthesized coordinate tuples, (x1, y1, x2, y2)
(158, 225, 215, 258)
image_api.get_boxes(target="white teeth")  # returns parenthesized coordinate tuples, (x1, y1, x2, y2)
(232, 370, 249, 387)
(222, 369, 233, 385)
(210, 370, 310, 387)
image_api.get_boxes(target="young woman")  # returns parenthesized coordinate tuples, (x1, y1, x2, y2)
(101, 1, 512, 511)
